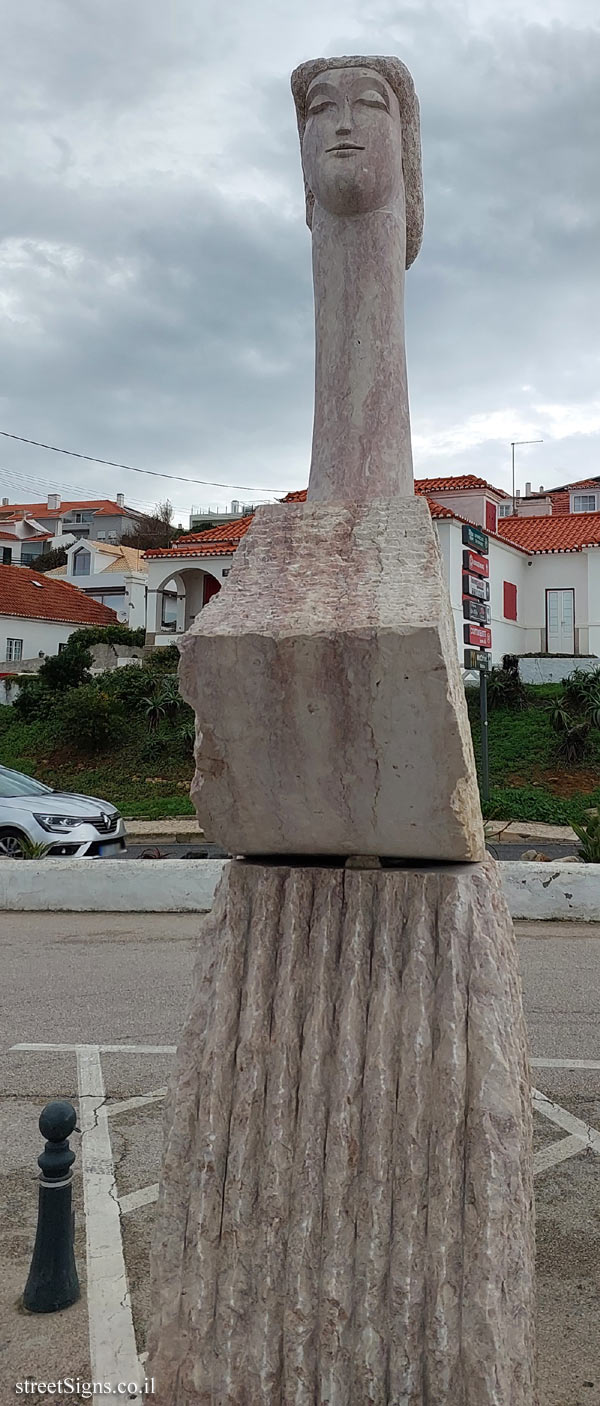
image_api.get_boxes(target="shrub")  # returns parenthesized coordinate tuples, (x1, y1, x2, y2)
(67, 624, 146, 650)
(12, 679, 55, 722)
(554, 719, 591, 765)
(99, 665, 153, 710)
(142, 675, 184, 731)
(563, 666, 600, 709)
(38, 645, 91, 692)
(486, 657, 527, 712)
(0, 704, 14, 734)
(145, 644, 181, 674)
(572, 812, 600, 863)
(51, 685, 124, 752)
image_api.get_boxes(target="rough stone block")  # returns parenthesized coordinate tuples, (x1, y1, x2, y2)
(148, 858, 535, 1404)
(179, 497, 485, 861)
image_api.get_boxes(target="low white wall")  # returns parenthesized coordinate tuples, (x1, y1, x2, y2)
(519, 656, 599, 685)
(502, 861, 600, 921)
(0, 858, 598, 921)
(0, 858, 228, 912)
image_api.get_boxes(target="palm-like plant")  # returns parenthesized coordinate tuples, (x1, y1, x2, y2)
(572, 811, 600, 863)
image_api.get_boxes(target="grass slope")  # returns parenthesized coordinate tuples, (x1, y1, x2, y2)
(2, 681, 600, 823)
(467, 684, 600, 824)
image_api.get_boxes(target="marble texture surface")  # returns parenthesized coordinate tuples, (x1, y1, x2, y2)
(179, 496, 485, 862)
(148, 857, 536, 1404)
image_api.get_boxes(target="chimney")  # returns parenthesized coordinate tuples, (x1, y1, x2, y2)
(525, 481, 531, 497)
(516, 488, 521, 497)
(47, 493, 61, 511)
(117, 493, 125, 509)
(1, 497, 8, 506)
(539, 485, 544, 493)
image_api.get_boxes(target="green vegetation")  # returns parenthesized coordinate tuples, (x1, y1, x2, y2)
(572, 811, 600, 863)
(0, 632, 194, 818)
(468, 662, 600, 824)
(2, 640, 600, 824)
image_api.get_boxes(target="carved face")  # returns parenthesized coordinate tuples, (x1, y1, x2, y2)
(301, 66, 404, 218)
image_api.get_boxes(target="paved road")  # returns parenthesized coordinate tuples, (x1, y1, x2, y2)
(2, 913, 600, 1403)
(486, 841, 582, 860)
(124, 840, 582, 861)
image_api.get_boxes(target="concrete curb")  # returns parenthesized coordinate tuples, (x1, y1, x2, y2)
(502, 861, 600, 922)
(0, 858, 599, 921)
(0, 858, 228, 913)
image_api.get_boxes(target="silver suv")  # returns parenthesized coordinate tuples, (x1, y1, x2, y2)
(0, 765, 127, 858)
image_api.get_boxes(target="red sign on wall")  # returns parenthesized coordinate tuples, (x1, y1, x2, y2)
(463, 623, 492, 649)
(463, 548, 489, 578)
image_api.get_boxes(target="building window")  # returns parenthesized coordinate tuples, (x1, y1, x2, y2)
(58, 642, 67, 652)
(6, 638, 23, 662)
(573, 494, 598, 513)
(498, 504, 514, 518)
(73, 548, 91, 576)
(503, 582, 518, 621)
(2, 546, 12, 564)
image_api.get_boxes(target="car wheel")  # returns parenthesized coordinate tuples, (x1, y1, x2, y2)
(0, 829, 28, 858)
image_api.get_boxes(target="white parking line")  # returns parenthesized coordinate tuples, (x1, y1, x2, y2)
(77, 1046, 143, 1401)
(534, 1134, 588, 1175)
(120, 1184, 159, 1215)
(533, 1088, 600, 1153)
(531, 1058, 600, 1070)
(107, 1089, 167, 1118)
(12, 1042, 176, 1054)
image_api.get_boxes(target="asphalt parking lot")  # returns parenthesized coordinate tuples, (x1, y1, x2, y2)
(1, 912, 599, 1404)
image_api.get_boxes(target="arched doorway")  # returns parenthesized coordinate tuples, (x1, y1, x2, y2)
(203, 573, 221, 606)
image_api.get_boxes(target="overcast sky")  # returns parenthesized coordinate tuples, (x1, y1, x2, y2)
(1, 0, 599, 523)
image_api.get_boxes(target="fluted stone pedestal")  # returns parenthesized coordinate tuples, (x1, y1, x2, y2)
(149, 858, 535, 1405)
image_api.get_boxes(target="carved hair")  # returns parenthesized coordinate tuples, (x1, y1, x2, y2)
(291, 55, 424, 269)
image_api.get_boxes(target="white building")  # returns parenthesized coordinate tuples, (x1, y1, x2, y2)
(0, 493, 145, 544)
(46, 539, 147, 629)
(0, 564, 118, 690)
(144, 477, 600, 669)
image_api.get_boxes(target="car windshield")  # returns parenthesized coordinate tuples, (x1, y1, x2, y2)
(0, 767, 53, 798)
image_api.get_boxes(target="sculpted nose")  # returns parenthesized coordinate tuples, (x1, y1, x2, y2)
(335, 96, 352, 135)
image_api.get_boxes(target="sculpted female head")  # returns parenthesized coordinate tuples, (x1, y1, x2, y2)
(291, 55, 424, 268)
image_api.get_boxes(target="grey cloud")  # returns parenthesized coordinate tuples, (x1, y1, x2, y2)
(1, 0, 599, 515)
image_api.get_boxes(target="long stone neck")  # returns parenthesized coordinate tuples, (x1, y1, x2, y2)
(307, 204, 414, 503)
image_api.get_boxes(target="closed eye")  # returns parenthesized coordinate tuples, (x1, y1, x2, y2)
(307, 99, 335, 116)
(356, 93, 389, 111)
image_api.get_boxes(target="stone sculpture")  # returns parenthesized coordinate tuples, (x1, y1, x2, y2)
(149, 56, 536, 1406)
(292, 57, 423, 501)
(174, 56, 484, 863)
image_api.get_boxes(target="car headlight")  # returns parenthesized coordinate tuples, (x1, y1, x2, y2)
(33, 815, 87, 833)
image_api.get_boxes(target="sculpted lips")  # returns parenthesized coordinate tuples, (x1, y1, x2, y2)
(326, 142, 365, 154)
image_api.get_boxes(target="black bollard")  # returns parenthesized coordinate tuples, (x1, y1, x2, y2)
(23, 1100, 80, 1313)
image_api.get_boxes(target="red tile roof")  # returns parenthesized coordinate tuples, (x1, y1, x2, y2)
(417, 474, 509, 498)
(551, 478, 600, 492)
(0, 499, 132, 519)
(499, 512, 600, 554)
(177, 516, 255, 545)
(144, 515, 255, 560)
(0, 566, 118, 624)
(282, 476, 510, 501)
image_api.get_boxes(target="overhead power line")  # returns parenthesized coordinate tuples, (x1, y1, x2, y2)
(0, 464, 157, 515)
(0, 431, 286, 497)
